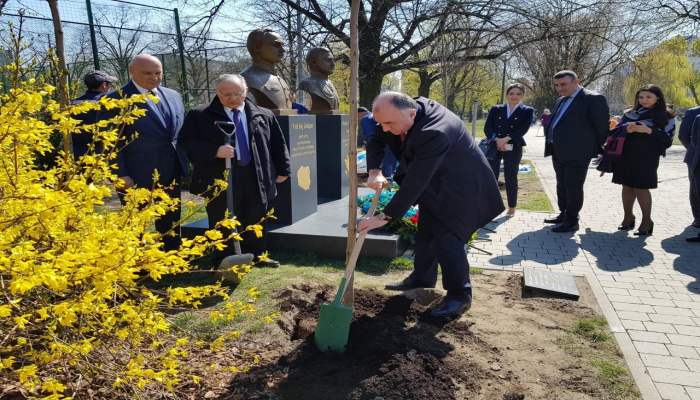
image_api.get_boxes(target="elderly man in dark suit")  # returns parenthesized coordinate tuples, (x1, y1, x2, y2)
(98, 54, 188, 251)
(359, 92, 504, 318)
(179, 74, 291, 267)
(680, 106, 700, 228)
(686, 115, 700, 242)
(544, 70, 610, 232)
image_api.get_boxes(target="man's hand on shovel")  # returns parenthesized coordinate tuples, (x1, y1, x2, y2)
(358, 180, 392, 234)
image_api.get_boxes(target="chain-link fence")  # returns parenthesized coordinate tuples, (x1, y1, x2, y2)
(0, 0, 248, 106)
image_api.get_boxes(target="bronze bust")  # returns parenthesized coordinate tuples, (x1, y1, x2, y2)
(240, 28, 293, 111)
(299, 47, 340, 113)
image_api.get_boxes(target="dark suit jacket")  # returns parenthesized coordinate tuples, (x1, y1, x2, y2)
(98, 81, 188, 188)
(544, 88, 610, 161)
(483, 103, 535, 146)
(680, 106, 700, 164)
(690, 114, 700, 174)
(366, 97, 504, 242)
(178, 98, 291, 204)
(71, 89, 109, 158)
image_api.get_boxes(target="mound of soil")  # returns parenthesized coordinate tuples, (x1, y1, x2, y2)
(216, 272, 637, 400)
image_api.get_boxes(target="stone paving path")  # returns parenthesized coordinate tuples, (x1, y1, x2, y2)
(467, 125, 700, 400)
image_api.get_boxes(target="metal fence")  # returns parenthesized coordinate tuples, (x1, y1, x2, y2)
(0, 0, 248, 106)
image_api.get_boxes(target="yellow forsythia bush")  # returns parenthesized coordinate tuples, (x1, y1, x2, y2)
(0, 52, 264, 398)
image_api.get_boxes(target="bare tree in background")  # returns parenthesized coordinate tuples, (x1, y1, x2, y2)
(94, 5, 153, 83)
(513, 0, 648, 112)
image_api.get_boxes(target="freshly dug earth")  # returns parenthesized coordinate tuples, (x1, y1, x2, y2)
(217, 271, 638, 399)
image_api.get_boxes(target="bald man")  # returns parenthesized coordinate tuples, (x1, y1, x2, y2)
(98, 54, 188, 251)
(359, 92, 504, 318)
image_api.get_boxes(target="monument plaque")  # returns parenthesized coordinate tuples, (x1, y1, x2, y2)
(316, 114, 350, 199)
(271, 114, 318, 225)
(523, 268, 580, 299)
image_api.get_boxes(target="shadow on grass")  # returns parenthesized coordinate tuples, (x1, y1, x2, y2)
(273, 252, 413, 275)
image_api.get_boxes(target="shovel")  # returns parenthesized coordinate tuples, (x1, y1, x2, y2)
(315, 186, 383, 353)
(214, 121, 254, 284)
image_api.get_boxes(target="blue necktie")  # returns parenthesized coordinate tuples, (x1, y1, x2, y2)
(233, 109, 251, 165)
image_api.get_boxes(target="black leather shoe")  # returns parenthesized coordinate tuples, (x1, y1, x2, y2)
(255, 259, 280, 268)
(618, 217, 636, 230)
(692, 220, 700, 228)
(544, 214, 565, 224)
(686, 236, 700, 242)
(430, 298, 472, 318)
(551, 221, 579, 232)
(385, 277, 436, 291)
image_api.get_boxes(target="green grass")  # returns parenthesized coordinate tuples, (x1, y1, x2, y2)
(465, 119, 486, 137)
(514, 160, 554, 212)
(556, 317, 640, 399)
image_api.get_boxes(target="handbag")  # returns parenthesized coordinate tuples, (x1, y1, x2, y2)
(478, 134, 498, 160)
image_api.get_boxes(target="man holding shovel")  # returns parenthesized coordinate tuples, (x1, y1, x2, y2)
(359, 92, 504, 318)
(179, 74, 291, 268)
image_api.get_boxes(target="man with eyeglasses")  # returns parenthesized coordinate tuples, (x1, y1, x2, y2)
(71, 70, 117, 158)
(180, 74, 291, 268)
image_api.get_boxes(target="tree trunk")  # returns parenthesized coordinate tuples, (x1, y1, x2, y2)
(47, 0, 71, 156)
(359, 71, 382, 109)
(417, 68, 433, 98)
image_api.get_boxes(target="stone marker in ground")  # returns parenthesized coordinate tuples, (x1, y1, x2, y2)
(523, 267, 580, 299)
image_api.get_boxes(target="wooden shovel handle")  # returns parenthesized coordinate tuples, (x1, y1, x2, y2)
(341, 186, 383, 294)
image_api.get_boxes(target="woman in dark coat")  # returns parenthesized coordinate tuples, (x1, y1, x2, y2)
(611, 84, 675, 236)
(484, 83, 535, 217)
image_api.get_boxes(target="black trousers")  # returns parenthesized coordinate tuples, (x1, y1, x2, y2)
(551, 149, 590, 223)
(488, 146, 523, 208)
(409, 205, 472, 302)
(689, 163, 700, 221)
(118, 162, 182, 252)
(206, 163, 268, 265)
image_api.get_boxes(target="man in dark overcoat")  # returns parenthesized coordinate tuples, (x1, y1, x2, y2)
(686, 114, 700, 243)
(543, 70, 609, 232)
(98, 54, 188, 251)
(179, 74, 291, 267)
(359, 92, 504, 318)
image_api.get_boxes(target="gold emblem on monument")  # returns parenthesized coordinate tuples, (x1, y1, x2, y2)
(344, 155, 350, 175)
(297, 165, 312, 190)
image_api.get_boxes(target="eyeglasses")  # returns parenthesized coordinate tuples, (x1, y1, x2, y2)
(218, 91, 246, 98)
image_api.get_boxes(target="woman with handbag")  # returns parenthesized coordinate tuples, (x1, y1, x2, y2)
(609, 84, 675, 236)
(484, 83, 534, 217)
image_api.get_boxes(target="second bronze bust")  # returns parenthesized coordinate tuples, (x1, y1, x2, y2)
(299, 47, 340, 113)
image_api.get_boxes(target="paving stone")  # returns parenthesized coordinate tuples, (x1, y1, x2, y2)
(629, 330, 670, 343)
(667, 345, 700, 360)
(607, 294, 643, 304)
(668, 334, 700, 347)
(634, 341, 671, 355)
(604, 287, 631, 296)
(617, 311, 651, 321)
(687, 359, 700, 373)
(687, 386, 700, 399)
(655, 383, 691, 400)
(613, 302, 656, 313)
(648, 367, 700, 387)
(654, 307, 697, 317)
(621, 319, 646, 331)
(652, 292, 674, 300)
(641, 354, 689, 371)
(675, 325, 700, 337)
(650, 314, 698, 326)
(644, 322, 678, 334)
(600, 280, 636, 289)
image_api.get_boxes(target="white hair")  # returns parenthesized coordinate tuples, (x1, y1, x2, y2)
(215, 74, 247, 90)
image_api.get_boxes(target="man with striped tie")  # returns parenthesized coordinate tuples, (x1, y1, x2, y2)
(179, 74, 291, 268)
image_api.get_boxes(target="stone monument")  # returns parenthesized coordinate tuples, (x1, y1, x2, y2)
(240, 28, 294, 114)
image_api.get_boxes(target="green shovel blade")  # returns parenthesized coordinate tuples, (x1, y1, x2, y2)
(315, 278, 353, 353)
